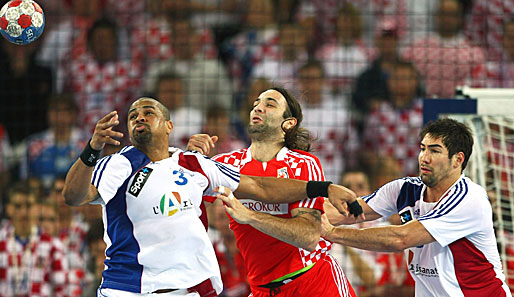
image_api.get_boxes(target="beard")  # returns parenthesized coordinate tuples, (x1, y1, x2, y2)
(133, 126, 152, 146)
(247, 123, 277, 142)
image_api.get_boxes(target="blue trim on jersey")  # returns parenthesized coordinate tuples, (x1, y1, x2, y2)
(96, 155, 113, 188)
(213, 161, 240, 183)
(93, 156, 111, 187)
(101, 147, 150, 293)
(419, 179, 468, 221)
(396, 178, 424, 212)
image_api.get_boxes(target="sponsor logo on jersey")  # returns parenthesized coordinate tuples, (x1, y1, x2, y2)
(277, 167, 289, 178)
(408, 263, 439, 278)
(129, 167, 153, 197)
(239, 199, 288, 215)
(399, 209, 413, 224)
(158, 192, 194, 217)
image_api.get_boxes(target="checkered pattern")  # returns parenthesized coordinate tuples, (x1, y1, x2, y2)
(66, 53, 143, 132)
(362, 99, 423, 176)
(300, 237, 332, 267)
(466, 0, 514, 62)
(401, 34, 487, 98)
(302, 97, 359, 183)
(222, 27, 280, 91)
(0, 221, 78, 297)
(130, 17, 218, 66)
(315, 41, 372, 92)
(485, 58, 514, 88)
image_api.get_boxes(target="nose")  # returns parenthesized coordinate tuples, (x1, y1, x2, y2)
(135, 114, 146, 123)
(419, 150, 430, 164)
(253, 102, 264, 113)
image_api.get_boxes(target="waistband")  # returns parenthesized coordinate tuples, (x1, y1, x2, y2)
(258, 262, 316, 289)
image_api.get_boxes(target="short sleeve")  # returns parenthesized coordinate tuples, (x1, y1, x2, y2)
(364, 179, 406, 219)
(184, 152, 240, 197)
(91, 154, 132, 204)
(418, 183, 488, 247)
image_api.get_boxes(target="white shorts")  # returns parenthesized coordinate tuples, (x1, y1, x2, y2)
(98, 288, 201, 297)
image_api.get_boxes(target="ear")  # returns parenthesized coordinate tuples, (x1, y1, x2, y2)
(166, 120, 174, 135)
(452, 152, 465, 169)
(282, 117, 297, 131)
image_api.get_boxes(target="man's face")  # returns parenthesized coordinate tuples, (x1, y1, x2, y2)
(341, 172, 371, 197)
(127, 99, 171, 147)
(7, 193, 34, 236)
(247, 89, 289, 140)
(419, 134, 453, 187)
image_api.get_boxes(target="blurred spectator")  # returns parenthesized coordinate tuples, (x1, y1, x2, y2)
(81, 219, 105, 297)
(485, 18, 514, 88)
(144, 18, 232, 112)
(361, 61, 424, 177)
(203, 106, 246, 157)
(208, 199, 250, 297)
(0, 182, 72, 296)
(20, 94, 88, 190)
(251, 22, 311, 88)
(0, 39, 52, 145)
(297, 60, 359, 183)
(466, 0, 514, 62)
(401, 0, 486, 98)
(152, 72, 204, 149)
(220, 0, 279, 93)
(65, 17, 142, 135)
(36, 0, 106, 92)
(352, 18, 401, 125)
(315, 3, 371, 94)
(0, 124, 11, 197)
(48, 177, 90, 296)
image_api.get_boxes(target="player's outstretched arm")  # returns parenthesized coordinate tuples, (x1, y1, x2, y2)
(234, 175, 364, 218)
(324, 198, 380, 225)
(321, 215, 435, 252)
(217, 186, 321, 251)
(63, 111, 123, 206)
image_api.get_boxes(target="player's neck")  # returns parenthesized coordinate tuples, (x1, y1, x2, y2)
(425, 171, 462, 203)
(249, 141, 284, 162)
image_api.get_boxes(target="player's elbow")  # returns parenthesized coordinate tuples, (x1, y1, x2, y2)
(62, 185, 84, 206)
(388, 237, 410, 252)
(302, 235, 320, 252)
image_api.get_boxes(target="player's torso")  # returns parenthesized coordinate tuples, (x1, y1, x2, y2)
(215, 149, 326, 286)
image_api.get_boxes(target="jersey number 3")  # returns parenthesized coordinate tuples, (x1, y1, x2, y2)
(173, 170, 188, 185)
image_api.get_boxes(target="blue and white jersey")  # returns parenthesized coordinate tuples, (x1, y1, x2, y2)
(90, 146, 240, 294)
(364, 175, 511, 297)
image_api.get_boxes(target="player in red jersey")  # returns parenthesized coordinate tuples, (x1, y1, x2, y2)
(188, 87, 359, 297)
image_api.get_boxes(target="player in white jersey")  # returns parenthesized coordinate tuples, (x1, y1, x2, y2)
(322, 118, 512, 297)
(61, 97, 360, 297)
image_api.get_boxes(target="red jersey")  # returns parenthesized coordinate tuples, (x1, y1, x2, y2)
(212, 147, 331, 287)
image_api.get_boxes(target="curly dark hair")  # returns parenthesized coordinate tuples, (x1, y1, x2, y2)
(270, 87, 312, 152)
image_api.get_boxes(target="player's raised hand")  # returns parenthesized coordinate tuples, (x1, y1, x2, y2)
(186, 134, 219, 155)
(90, 111, 124, 150)
(215, 186, 254, 224)
(327, 184, 365, 220)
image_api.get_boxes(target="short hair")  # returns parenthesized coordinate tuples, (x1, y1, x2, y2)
(87, 17, 118, 49)
(420, 118, 473, 171)
(130, 97, 170, 121)
(6, 180, 34, 204)
(270, 87, 312, 152)
(48, 93, 78, 113)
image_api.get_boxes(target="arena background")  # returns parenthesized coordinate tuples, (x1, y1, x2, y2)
(0, 0, 513, 296)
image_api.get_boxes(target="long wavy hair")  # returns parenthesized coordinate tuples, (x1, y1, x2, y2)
(270, 87, 312, 152)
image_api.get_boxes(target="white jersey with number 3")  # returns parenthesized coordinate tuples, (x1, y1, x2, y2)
(364, 175, 511, 297)
(90, 146, 240, 294)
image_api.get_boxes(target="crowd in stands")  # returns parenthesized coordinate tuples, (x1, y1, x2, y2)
(0, 0, 512, 295)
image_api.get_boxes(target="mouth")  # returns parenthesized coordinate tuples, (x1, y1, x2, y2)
(134, 124, 149, 133)
(420, 166, 432, 174)
(251, 116, 263, 124)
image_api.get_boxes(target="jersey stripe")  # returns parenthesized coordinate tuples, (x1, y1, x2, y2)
(213, 162, 240, 183)
(93, 155, 112, 187)
(419, 180, 469, 221)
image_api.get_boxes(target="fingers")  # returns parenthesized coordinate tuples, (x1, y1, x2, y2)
(91, 111, 123, 150)
(187, 134, 217, 155)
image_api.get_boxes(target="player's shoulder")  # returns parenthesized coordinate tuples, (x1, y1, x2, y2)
(98, 146, 148, 170)
(288, 149, 322, 164)
(212, 148, 248, 163)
